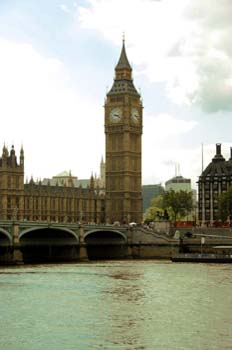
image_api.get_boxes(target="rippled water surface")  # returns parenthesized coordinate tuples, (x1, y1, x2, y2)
(0, 261, 232, 350)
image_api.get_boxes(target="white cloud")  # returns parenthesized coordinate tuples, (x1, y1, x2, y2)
(77, 0, 232, 112)
(0, 37, 104, 180)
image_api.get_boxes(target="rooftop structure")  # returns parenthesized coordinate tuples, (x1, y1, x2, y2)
(165, 175, 191, 192)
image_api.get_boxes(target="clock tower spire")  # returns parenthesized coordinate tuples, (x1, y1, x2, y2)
(115, 36, 132, 76)
(104, 39, 143, 224)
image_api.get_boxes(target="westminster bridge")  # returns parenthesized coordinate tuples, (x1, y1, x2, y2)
(0, 220, 179, 263)
(1, 220, 232, 264)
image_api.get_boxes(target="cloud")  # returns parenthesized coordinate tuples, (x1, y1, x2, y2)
(195, 55, 232, 113)
(176, 0, 232, 112)
(77, 0, 232, 113)
(0, 37, 104, 180)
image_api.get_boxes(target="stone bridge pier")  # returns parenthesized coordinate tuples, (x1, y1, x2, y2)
(12, 223, 23, 264)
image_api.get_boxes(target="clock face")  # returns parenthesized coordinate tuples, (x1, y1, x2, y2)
(131, 108, 140, 123)
(109, 107, 122, 123)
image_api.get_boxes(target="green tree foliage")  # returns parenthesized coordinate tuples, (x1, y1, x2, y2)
(162, 189, 193, 222)
(218, 187, 232, 222)
(150, 195, 164, 208)
(144, 195, 163, 222)
(144, 190, 193, 223)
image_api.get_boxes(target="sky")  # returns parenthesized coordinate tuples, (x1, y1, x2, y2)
(0, 0, 231, 189)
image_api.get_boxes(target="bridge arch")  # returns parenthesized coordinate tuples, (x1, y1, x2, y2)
(19, 227, 79, 241)
(84, 229, 127, 242)
(84, 229, 128, 260)
(0, 228, 12, 245)
(19, 227, 79, 263)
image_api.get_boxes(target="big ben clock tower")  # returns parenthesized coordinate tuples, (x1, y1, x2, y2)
(105, 39, 143, 224)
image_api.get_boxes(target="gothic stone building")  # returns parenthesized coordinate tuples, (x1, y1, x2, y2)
(198, 143, 232, 225)
(0, 145, 105, 223)
(0, 41, 143, 224)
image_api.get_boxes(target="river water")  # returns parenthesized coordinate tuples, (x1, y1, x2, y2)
(0, 260, 232, 350)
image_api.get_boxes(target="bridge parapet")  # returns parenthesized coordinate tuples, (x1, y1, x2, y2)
(83, 224, 129, 232)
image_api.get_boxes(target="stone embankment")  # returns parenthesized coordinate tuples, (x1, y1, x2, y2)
(132, 224, 232, 258)
(128, 226, 179, 259)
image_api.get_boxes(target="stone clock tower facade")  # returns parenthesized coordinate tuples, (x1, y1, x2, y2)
(105, 40, 143, 224)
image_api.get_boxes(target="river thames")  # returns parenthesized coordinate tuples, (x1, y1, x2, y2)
(0, 260, 231, 350)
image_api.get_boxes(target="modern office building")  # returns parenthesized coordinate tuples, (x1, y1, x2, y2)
(165, 175, 191, 192)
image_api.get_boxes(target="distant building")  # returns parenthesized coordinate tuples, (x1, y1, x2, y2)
(165, 175, 191, 192)
(198, 143, 232, 225)
(39, 158, 105, 190)
(40, 157, 105, 190)
(41, 171, 79, 187)
(142, 184, 164, 213)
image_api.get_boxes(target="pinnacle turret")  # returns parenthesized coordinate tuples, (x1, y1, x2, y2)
(2, 144, 8, 158)
(20, 145, 24, 166)
(90, 172, 95, 190)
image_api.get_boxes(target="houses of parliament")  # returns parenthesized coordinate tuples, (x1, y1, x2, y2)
(0, 40, 143, 224)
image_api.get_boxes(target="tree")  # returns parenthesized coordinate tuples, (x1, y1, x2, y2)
(162, 189, 193, 222)
(144, 191, 193, 223)
(144, 195, 164, 223)
(218, 187, 232, 223)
